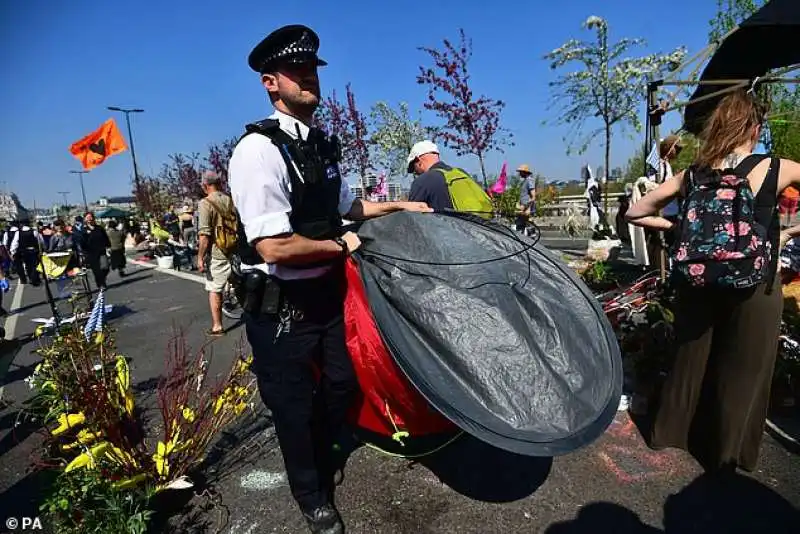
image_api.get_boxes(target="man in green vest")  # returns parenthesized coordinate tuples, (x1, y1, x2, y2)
(407, 141, 493, 219)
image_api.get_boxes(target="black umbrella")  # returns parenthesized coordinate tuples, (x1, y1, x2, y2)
(684, 0, 800, 134)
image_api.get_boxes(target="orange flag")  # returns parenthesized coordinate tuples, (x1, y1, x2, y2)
(69, 118, 128, 170)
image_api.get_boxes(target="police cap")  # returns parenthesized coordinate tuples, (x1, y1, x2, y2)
(248, 24, 328, 73)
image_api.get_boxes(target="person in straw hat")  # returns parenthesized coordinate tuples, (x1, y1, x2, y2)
(515, 164, 536, 233)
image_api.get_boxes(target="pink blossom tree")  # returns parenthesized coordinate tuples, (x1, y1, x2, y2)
(417, 29, 512, 188)
(314, 85, 372, 181)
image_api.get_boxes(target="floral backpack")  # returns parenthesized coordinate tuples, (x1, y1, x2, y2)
(671, 154, 779, 289)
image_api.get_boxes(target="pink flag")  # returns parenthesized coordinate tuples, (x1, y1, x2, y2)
(375, 171, 388, 196)
(489, 162, 507, 195)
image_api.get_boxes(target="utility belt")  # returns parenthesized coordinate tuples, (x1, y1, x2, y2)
(231, 261, 344, 320)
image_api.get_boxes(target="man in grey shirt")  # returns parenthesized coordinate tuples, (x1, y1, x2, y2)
(515, 164, 536, 232)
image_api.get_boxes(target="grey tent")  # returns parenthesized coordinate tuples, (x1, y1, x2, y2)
(352, 212, 622, 456)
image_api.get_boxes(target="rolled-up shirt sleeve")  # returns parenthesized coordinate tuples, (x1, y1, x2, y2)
(229, 134, 293, 243)
(338, 176, 356, 216)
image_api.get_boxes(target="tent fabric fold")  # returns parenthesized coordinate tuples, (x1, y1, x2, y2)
(343, 257, 458, 451)
(351, 212, 622, 457)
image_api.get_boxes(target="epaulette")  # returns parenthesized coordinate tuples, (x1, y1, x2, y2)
(244, 118, 280, 136)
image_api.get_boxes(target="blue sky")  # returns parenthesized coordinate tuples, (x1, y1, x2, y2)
(1, 0, 719, 209)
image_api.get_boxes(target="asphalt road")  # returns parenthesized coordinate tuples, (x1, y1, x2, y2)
(0, 256, 798, 534)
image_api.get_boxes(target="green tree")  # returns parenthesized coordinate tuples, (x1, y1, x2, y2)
(544, 15, 686, 213)
(621, 144, 648, 183)
(708, 0, 800, 161)
(369, 101, 432, 178)
(709, 0, 763, 42)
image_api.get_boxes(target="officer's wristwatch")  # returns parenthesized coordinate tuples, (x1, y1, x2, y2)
(333, 236, 349, 256)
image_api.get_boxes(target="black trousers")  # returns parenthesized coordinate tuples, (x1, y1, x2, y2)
(13, 249, 40, 285)
(87, 255, 109, 289)
(245, 271, 357, 512)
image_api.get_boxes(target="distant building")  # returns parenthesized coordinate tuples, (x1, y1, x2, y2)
(0, 193, 29, 222)
(349, 175, 407, 202)
(97, 196, 137, 210)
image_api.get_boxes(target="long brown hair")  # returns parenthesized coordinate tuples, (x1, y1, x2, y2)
(695, 89, 768, 168)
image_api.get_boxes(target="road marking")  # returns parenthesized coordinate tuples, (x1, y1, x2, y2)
(239, 469, 287, 491)
(129, 259, 206, 285)
(226, 519, 260, 534)
(0, 281, 26, 401)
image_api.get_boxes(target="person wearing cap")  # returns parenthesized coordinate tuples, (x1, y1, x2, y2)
(406, 140, 452, 211)
(515, 164, 536, 233)
(406, 140, 490, 216)
(229, 24, 431, 534)
(197, 171, 235, 336)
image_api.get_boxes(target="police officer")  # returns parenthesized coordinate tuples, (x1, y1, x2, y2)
(229, 25, 431, 534)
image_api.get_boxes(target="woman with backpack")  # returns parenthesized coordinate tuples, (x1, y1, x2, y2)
(625, 88, 800, 474)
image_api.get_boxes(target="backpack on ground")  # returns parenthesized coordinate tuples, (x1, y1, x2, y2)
(204, 196, 239, 256)
(671, 154, 778, 289)
(436, 167, 494, 220)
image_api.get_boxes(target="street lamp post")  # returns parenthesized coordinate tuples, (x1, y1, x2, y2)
(107, 106, 144, 198)
(69, 170, 90, 211)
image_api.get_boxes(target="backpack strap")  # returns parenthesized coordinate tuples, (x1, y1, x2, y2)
(757, 157, 781, 292)
(732, 153, 770, 177)
(732, 155, 780, 292)
(203, 196, 234, 223)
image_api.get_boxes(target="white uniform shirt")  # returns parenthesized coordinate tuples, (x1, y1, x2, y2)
(228, 109, 356, 280)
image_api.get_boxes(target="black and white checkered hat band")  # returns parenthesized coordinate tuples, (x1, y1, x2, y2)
(263, 33, 317, 67)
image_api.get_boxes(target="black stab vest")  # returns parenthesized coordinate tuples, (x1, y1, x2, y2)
(235, 118, 345, 266)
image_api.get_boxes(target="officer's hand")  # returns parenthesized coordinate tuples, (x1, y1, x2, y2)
(341, 231, 361, 254)
(400, 202, 433, 213)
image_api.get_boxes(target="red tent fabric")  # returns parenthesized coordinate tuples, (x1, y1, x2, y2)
(343, 258, 456, 443)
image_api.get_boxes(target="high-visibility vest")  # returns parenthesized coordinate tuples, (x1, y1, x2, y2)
(434, 167, 494, 220)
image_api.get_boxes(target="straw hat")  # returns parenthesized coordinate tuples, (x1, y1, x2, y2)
(517, 164, 532, 175)
(659, 135, 685, 158)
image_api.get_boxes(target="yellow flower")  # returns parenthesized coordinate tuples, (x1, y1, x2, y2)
(233, 401, 247, 415)
(65, 451, 95, 472)
(173, 438, 193, 454)
(213, 395, 226, 415)
(112, 473, 148, 490)
(235, 355, 254, 375)
(153, 440, 176, 477)
(124, 392, 135, 416)
(106, 444, 139, 469)
(181, 406, 196, 423)
(51, 413, 86, 436)
(94, 331, 105, 345)
(60, 429, 103, 451)
(115, 356, 130, 393)
(64, 442, 110, 472)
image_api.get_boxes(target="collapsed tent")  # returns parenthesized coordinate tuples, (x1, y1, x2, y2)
(343, 258, 460, 455)
(351, 212, 622, 457)
(684, 0, 800, 134)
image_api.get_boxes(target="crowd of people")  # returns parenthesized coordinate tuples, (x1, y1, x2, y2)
(0, 202, 205, 297)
